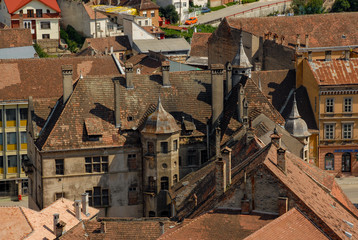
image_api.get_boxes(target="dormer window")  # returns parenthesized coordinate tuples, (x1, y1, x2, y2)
(84, 118, 103, 141)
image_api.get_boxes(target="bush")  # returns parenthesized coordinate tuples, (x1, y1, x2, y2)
(226, 1, 239, 6)
(159, 5, 179, 24)
(210, 5, 225, 11)
(60, 25, 85, 53)
(34, 43, 49, 58)
(242, 0, 258, 3)
(292, 0, 324, 15)
(161, 24, 217, 42)
(331, 0, 358, 12)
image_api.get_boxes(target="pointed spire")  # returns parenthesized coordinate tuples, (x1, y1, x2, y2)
(232, 30, 252, 69)
(288, 92, 301, 119)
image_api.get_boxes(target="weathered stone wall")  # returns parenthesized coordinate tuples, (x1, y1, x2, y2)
(263, 40, 295, 70)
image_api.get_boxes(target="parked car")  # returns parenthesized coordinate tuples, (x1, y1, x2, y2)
(185, 17, 198, 25)
(201, 7, 211, 13)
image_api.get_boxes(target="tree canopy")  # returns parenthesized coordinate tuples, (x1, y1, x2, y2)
(331, 0, 358, 12)
(292, 0, 324, 15)
(159, 5, 179, 24)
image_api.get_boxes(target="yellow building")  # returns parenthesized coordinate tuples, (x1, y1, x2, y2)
(297, 48, 358, 174)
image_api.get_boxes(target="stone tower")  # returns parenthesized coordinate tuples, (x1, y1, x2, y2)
(141, 98, 181, 217)
(232, 31, 252, 86)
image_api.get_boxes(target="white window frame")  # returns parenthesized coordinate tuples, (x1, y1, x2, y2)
(325, 98, 334, 113)
(143, 11, 147, 17)
(324, 123, 335, 139)
(342, 123, 353, 139)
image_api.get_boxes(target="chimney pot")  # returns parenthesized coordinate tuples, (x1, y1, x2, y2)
(277, 148, 286, 173)
(211, 64, 224, 126)
(61, 65, 73, 104)
(110, 46, 113, 54)
(308, 51, 312, 62)
(270, 127, 281, 147)
(125, 63, 134, 89)
(53, 213, 59, 234)
(75, 200, 82, 220)
(105, 47, 108, 55)
(161, 61, 170, 87)
(325, 51, 332, 61)
(159, 222, 165, 235)
(82, 193, 89, 216)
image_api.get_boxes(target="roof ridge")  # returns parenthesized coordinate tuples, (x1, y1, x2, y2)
(19, 206, 35, 238)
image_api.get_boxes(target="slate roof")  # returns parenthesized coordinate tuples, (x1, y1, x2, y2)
(244, 208, 329, 240)
(308, 58, 358, 86)
(122, 0, 160, 10)
(159, 209, 276, 240)
(0, 56, 120, 101)
(0, 29, 32, 48)
(60, 218, 175, 240)
(190, 33, 211, 58)
(4, 0, 61, 13)
(83, 36, 132, 53)
(0, 198, 98, 240)
(226, 12, 358, 48)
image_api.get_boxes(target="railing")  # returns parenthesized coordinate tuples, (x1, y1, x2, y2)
(227, 0, 292, 18)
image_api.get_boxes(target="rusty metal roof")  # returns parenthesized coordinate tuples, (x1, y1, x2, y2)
(141, 98, 181, 134)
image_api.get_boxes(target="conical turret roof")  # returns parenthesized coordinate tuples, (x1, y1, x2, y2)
(232, 31, 252, 69)
(141, 98, 181, 134)
(284, 93, 311, 138)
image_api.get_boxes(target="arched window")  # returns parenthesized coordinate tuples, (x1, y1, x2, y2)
(325, 153, 334, 170)
(160, 176, 169, 191)
(342, 152, 351, 172)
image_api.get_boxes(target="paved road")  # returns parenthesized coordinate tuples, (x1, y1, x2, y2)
(0, 196, 28, 207)
(196, 0, 289, 24)
(336, 177, 358, 205)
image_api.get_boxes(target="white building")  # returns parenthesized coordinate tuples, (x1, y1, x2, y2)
(156, 0, 190, 23)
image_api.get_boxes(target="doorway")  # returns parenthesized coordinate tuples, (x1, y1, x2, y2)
(342, 152, 351, 172)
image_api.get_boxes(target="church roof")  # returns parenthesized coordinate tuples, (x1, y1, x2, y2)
(231, 32, 252, 69)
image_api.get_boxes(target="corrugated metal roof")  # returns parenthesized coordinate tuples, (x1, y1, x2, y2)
(0, 46, 36, 59)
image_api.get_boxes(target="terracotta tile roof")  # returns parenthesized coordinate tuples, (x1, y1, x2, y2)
(190, 33, 211, 58)
(122, 0, 160, 10)
(0, 29, 32, 48)
(84, 36, 132, 53)
(142, 26, 164, 35)
(0, 207, 33, 240)
(244, 208, 329, 240)
(4, 0, 61, 13)
(0, 56, 120, 101)
(159, 209, 276, 240)
(161, 25, 188, 31)
(60, 218, 175, 240)
(227, 12, 358, 48)
(308, 58, 358, 86)
(0, 198, 98, 240)
(126, 54, 161, 74)
(83, 3, 108, 20)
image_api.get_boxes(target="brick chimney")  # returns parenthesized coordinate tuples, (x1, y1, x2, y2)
(61, 65, 73, 104)
(215, 157, 226, 197)
(82, 193, 89, 216)
(270, 127, 281, 147)
(211, 64, 224, 126)
(113, 78, 121, 128)
(325, 51, 331, 61)
(277, 147, 286, 173)
(55, 221, 66, 238)
(74, 200, 82, 220)
(278, 197, 288, 215)
(125, 63, 134, 88)
(226, 62, 232, 96)
(305, 34, 309, 48)
(161, 61, 170, 87)
(101, 221, 107, 233)
(222, 147, 232, 186)
(159, 222, 165, 235)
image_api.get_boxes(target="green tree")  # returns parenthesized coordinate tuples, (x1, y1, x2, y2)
(159, 5, 179, 24)
(292, 0, 324, 15)
(331, 0, 350, 12)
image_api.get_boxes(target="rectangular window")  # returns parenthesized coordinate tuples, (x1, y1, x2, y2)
(7, 132, 17, 151)
(173, 140, 178, 151)
(151, 10, 155, 17)
(128, 154, 137, 170)
(0, 133, 3, 151)
(85, 156, 108, 173)
(20, 108, 27, 126)
(183, 2, 187, 7)
(128, 187, 138, 205)
(55, 192, 65, 200)
(143, 11, 147, 17)
(21, 132, 27, 150)
(342, 124, 353, 139)
(42, 34, 50, 39)
(6, 109, 16, 127)
(86, 190, 93, 206)
(161, 142, 168, 153)
(36, 9, 43, 17)
(138, 21, 142, 26)
(93, 187, 101, 206)
(55, 159, 64, 175)
(0, 109, 2, 127)
(27, 9, 34, 17)
(40, 21, 50, 29)
(344, 98, 352, 112)
(325, 98, 334, 113)
(174, 2, 180, 8)
(324, 124, 334, 139)
(0, 156, 3, 174)
(8, 155, 17, 173)
(89, 187, 109, 207)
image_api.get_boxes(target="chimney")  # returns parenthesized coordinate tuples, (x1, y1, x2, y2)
(53, 213, 59, 234)
(101, 221, 106, 233)
(222, 147, 232, 186)
(280, 35, 285, 45)
(246, 121, 254, 145)
(325, 51, 331, 61)
(308, 51, 312, 62)
(19, 13, 24, 29)
(215, 126, 221, 158)
(55, 221, 66, 238)
(270, 127, 281, 147)
(215, 157, 226, 197)
(278, 197, 288, 216)
(91, 49, 95, 56)
(110, 46, 113, 54)
(159, 222, 165, 235)
(237, 84, 245, 122)
(296, 34, 300, 49)
(161, 61, 170, 87)
(113, 78, 121, 128)
(277, 148, 286, 173)
(74, 200, 82, 220)
(125, 63, 134, 89)
(61, 65, 73, 104)
(344, 50, 350, 60)
(81, 193, 89, 216)
(105, 47, 108, 55)
(241, 195, 250, 214)
(273, 33, 278, 43)
(211, 64, 224, 126)
(305, 34, 309, 48)
(225, 62, 232, 96)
